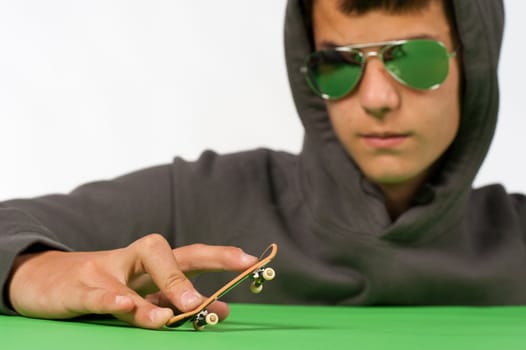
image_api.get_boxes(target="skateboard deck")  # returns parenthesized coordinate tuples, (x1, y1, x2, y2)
(166, 243, 278, 330)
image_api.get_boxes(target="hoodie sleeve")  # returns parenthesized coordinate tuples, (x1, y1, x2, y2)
(511, 193, 526, 243)
(0, 163, 175, 315)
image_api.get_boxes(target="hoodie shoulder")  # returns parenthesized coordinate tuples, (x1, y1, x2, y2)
(469, 184, 526, 240)
(171, 149, 301, 245)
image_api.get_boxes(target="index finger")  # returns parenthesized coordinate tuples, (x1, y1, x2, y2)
(129, 234, 203, 312)
(173, 244, 258, 274)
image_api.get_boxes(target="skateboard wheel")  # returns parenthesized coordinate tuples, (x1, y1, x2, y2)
(205, 312, 219, 326)
(250, 281, 263, 294)
(262, 267, 276, 281)
(192, 310, 218, 331)
(193, 320, 205, 331)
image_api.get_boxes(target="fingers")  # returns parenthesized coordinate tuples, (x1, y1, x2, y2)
(173, 244, 258, 273)
(74, 288, 135, 315)
(113, 297, 174, 329)
(128, 235, 258, 315)
(127, 245, 258, 295)
(128, 234, 205, 313)
(74, 286, 177, 329)
(60, 274, 175, 328)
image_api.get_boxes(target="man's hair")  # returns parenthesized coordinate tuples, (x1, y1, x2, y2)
(337, 0, 436, 15)
(302, 0, 458, 47)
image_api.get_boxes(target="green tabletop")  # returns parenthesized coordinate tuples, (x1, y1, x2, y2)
(2, 304, 526, 349)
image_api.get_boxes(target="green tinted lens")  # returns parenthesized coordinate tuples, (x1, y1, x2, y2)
(383, 39, 451, 90)
(304, 50, 363, 100)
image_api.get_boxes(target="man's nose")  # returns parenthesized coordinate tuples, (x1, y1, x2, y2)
(357, 58, 400, 119)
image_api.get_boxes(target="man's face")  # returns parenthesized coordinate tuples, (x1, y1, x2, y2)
(312, 0, 460, 188)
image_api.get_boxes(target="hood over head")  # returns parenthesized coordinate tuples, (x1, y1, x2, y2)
(284, 0, 504, 241)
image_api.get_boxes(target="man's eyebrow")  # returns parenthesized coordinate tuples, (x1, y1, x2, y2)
(316, 40, 339, 50)
(405, 34, 438, 40)
(316, 34, 441, 50)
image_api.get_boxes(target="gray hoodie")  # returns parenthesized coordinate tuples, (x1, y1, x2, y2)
(1, 0, 525, 314)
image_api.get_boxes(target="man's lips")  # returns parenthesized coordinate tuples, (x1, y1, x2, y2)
(359, 132, 411, 149)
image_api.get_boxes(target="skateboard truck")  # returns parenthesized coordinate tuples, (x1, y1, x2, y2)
(249, 266, 276, 293)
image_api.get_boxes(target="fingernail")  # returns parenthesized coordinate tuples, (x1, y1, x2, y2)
(149, 308, 172, 323)
(181, 290, 202, 310)
(241, 253, 258, 265)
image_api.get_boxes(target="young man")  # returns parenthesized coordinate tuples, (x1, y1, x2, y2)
(2, 0, 521, 330)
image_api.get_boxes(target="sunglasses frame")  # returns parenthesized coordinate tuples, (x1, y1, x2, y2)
(301, 39, 457, 100)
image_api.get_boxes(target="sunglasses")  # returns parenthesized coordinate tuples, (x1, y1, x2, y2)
(301, 39, 456, 100)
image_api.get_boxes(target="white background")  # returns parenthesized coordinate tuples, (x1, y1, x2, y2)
(0, 1, 523, 200)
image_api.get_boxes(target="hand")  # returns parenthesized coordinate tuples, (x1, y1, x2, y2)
(8, 234, 258, 329)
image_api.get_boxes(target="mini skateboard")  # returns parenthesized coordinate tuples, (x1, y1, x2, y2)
(166, 243, 278, 330)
